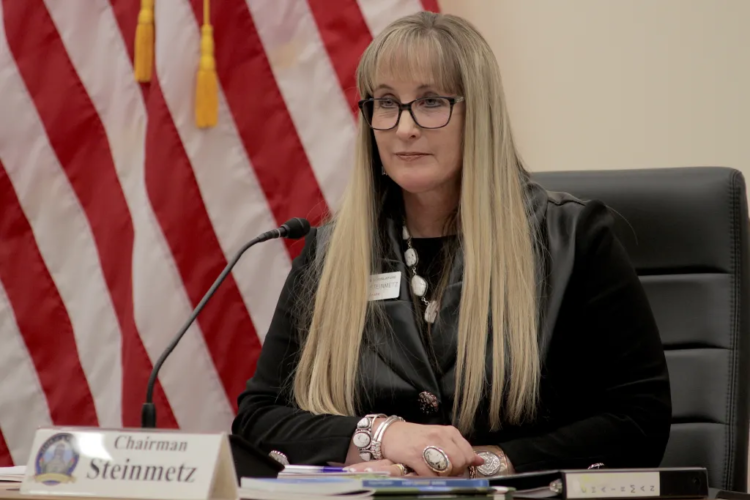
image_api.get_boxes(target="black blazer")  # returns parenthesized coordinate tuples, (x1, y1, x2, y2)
(232, 182, 672, 472)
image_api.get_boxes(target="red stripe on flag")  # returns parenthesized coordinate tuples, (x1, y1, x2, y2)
(143, 76, 262, 411)
(306, 0, 372, 113)
(0, 428, 13, 466)
(108, 0, 137, 66)
(108, 0, 150, 100)
(0, 160, 97, 427)
(420, 0, 441, 13)
(190, 0, 329, 257)
(2, 0, 177, 429)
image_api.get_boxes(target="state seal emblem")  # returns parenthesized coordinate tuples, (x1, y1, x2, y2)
(33, 433, 80, 485)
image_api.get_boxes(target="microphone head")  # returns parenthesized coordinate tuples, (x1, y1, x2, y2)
(280, 218, 311, 239)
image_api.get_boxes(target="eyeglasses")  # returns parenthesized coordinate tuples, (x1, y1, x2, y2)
(358, 96, 464, 130)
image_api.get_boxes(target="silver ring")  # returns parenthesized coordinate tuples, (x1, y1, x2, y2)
(422, 446, 451, 474)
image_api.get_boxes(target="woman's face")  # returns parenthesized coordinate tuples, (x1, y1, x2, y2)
(371, 78, 464, 196)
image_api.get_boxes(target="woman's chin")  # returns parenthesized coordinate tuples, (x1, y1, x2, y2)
(390, 173, 444, 195)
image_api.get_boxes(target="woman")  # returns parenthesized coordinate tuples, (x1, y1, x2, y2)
(232, 12, 671, 478)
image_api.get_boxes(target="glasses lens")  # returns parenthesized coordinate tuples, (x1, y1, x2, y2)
(412, 97, 452, 128)
(363, 99, 400, 130)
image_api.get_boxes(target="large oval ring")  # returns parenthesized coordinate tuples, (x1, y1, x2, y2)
(422, 446, 452, 475)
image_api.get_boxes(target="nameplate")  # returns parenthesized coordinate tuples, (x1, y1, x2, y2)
(20, 427, 238, 500)
(368, 272, 401, 301)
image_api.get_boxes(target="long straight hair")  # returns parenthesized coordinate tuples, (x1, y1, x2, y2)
(292, 12, 540, 434)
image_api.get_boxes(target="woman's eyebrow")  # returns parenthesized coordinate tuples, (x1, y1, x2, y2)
(373, 83, 437, 92)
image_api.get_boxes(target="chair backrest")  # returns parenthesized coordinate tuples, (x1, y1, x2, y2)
(533, 167, 750, 491)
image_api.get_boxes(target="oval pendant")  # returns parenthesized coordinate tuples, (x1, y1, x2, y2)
(405, 248, 418, 267)
(425, 300, 438, 323)
(411, 275, 427, 297)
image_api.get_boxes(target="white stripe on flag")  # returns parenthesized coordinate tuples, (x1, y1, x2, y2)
(357, 0, 424, 37)
(246, 0, 357, 212)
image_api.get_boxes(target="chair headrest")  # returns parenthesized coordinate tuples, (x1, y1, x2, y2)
(532, 167, 747, 274)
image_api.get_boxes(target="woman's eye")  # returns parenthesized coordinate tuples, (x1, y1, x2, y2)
(377, 99, 398, 108)
(421, 98, 444, 107)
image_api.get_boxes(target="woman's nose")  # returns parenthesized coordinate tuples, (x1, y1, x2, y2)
(395, 110, 420, 139)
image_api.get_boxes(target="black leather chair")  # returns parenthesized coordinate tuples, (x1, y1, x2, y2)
(533, 167, 750, 491)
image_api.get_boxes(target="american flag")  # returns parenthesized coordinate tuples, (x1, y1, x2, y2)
(0, 0, 439, 466)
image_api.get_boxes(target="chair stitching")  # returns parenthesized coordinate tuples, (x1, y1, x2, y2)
(725, 170, 741, 490)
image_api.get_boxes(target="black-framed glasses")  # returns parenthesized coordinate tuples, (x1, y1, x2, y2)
(358, 96, 465, 130)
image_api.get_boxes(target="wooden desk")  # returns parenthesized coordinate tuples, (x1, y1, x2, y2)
(0, 490, 710, 500)
(0, 483, 711, 500)
(0, 485, 160, 500)
(0, 487, 185, 500)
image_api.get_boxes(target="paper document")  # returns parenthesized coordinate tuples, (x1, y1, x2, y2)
(0, 465, 26, 482)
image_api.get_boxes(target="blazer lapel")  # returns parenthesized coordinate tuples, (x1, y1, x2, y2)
(428, 246, 463, 375)
(363, 218, 441, 396)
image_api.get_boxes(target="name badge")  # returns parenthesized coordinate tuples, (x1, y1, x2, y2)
(21, 427, 238, 500)
(368, 272, 401, 301)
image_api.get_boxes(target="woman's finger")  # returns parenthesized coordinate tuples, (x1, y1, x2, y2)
(441, 442, 469, 476)
(389, 463, 412, 477)
(451, 434, 479, 472)
(444, 426, 477, 471)
(345, 459, 394, 473)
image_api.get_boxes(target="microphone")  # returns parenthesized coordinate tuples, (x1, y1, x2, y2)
(141, 217, 311, 428)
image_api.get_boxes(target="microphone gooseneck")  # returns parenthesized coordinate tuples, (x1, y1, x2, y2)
(253, 217, 311, 242)
(141, 218, 311, 428)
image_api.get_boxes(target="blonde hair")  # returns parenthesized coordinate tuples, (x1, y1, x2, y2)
(292, 12, 540, 434)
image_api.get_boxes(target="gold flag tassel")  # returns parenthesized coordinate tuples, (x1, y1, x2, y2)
(196, 0, 218, 128)
(134, 0, 154, 82)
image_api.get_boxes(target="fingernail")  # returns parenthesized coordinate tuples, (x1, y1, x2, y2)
(364, 468, 373, 472)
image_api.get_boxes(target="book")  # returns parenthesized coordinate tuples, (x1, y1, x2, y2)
(277, 464, 392, 478)
(362, 479, 490, 488)
(278, 472, 393, 478)
(241, 477, 372, 496)
(361, 478, 498, 497)
(488, 467, 709, 499)
(240, 476, 508, 498)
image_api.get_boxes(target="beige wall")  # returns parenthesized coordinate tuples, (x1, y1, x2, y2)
(438, 0, 749, 179)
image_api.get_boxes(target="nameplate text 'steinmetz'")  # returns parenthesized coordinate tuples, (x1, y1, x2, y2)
(21, 427, 238, 500)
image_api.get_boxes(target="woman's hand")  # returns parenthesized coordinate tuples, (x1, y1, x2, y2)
(345, 459, 415, 477)
(379, 421, 483, 476)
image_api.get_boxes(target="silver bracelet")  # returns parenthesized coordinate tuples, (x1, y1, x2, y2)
(476, 449, 510, 477)
(371, 415, 404, 460)
(352, 414, 386, 461)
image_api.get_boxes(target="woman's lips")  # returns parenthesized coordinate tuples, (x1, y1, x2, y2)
(395, 153, 429, 161)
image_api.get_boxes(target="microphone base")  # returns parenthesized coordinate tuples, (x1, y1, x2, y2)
(141, 402, 157, 428)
